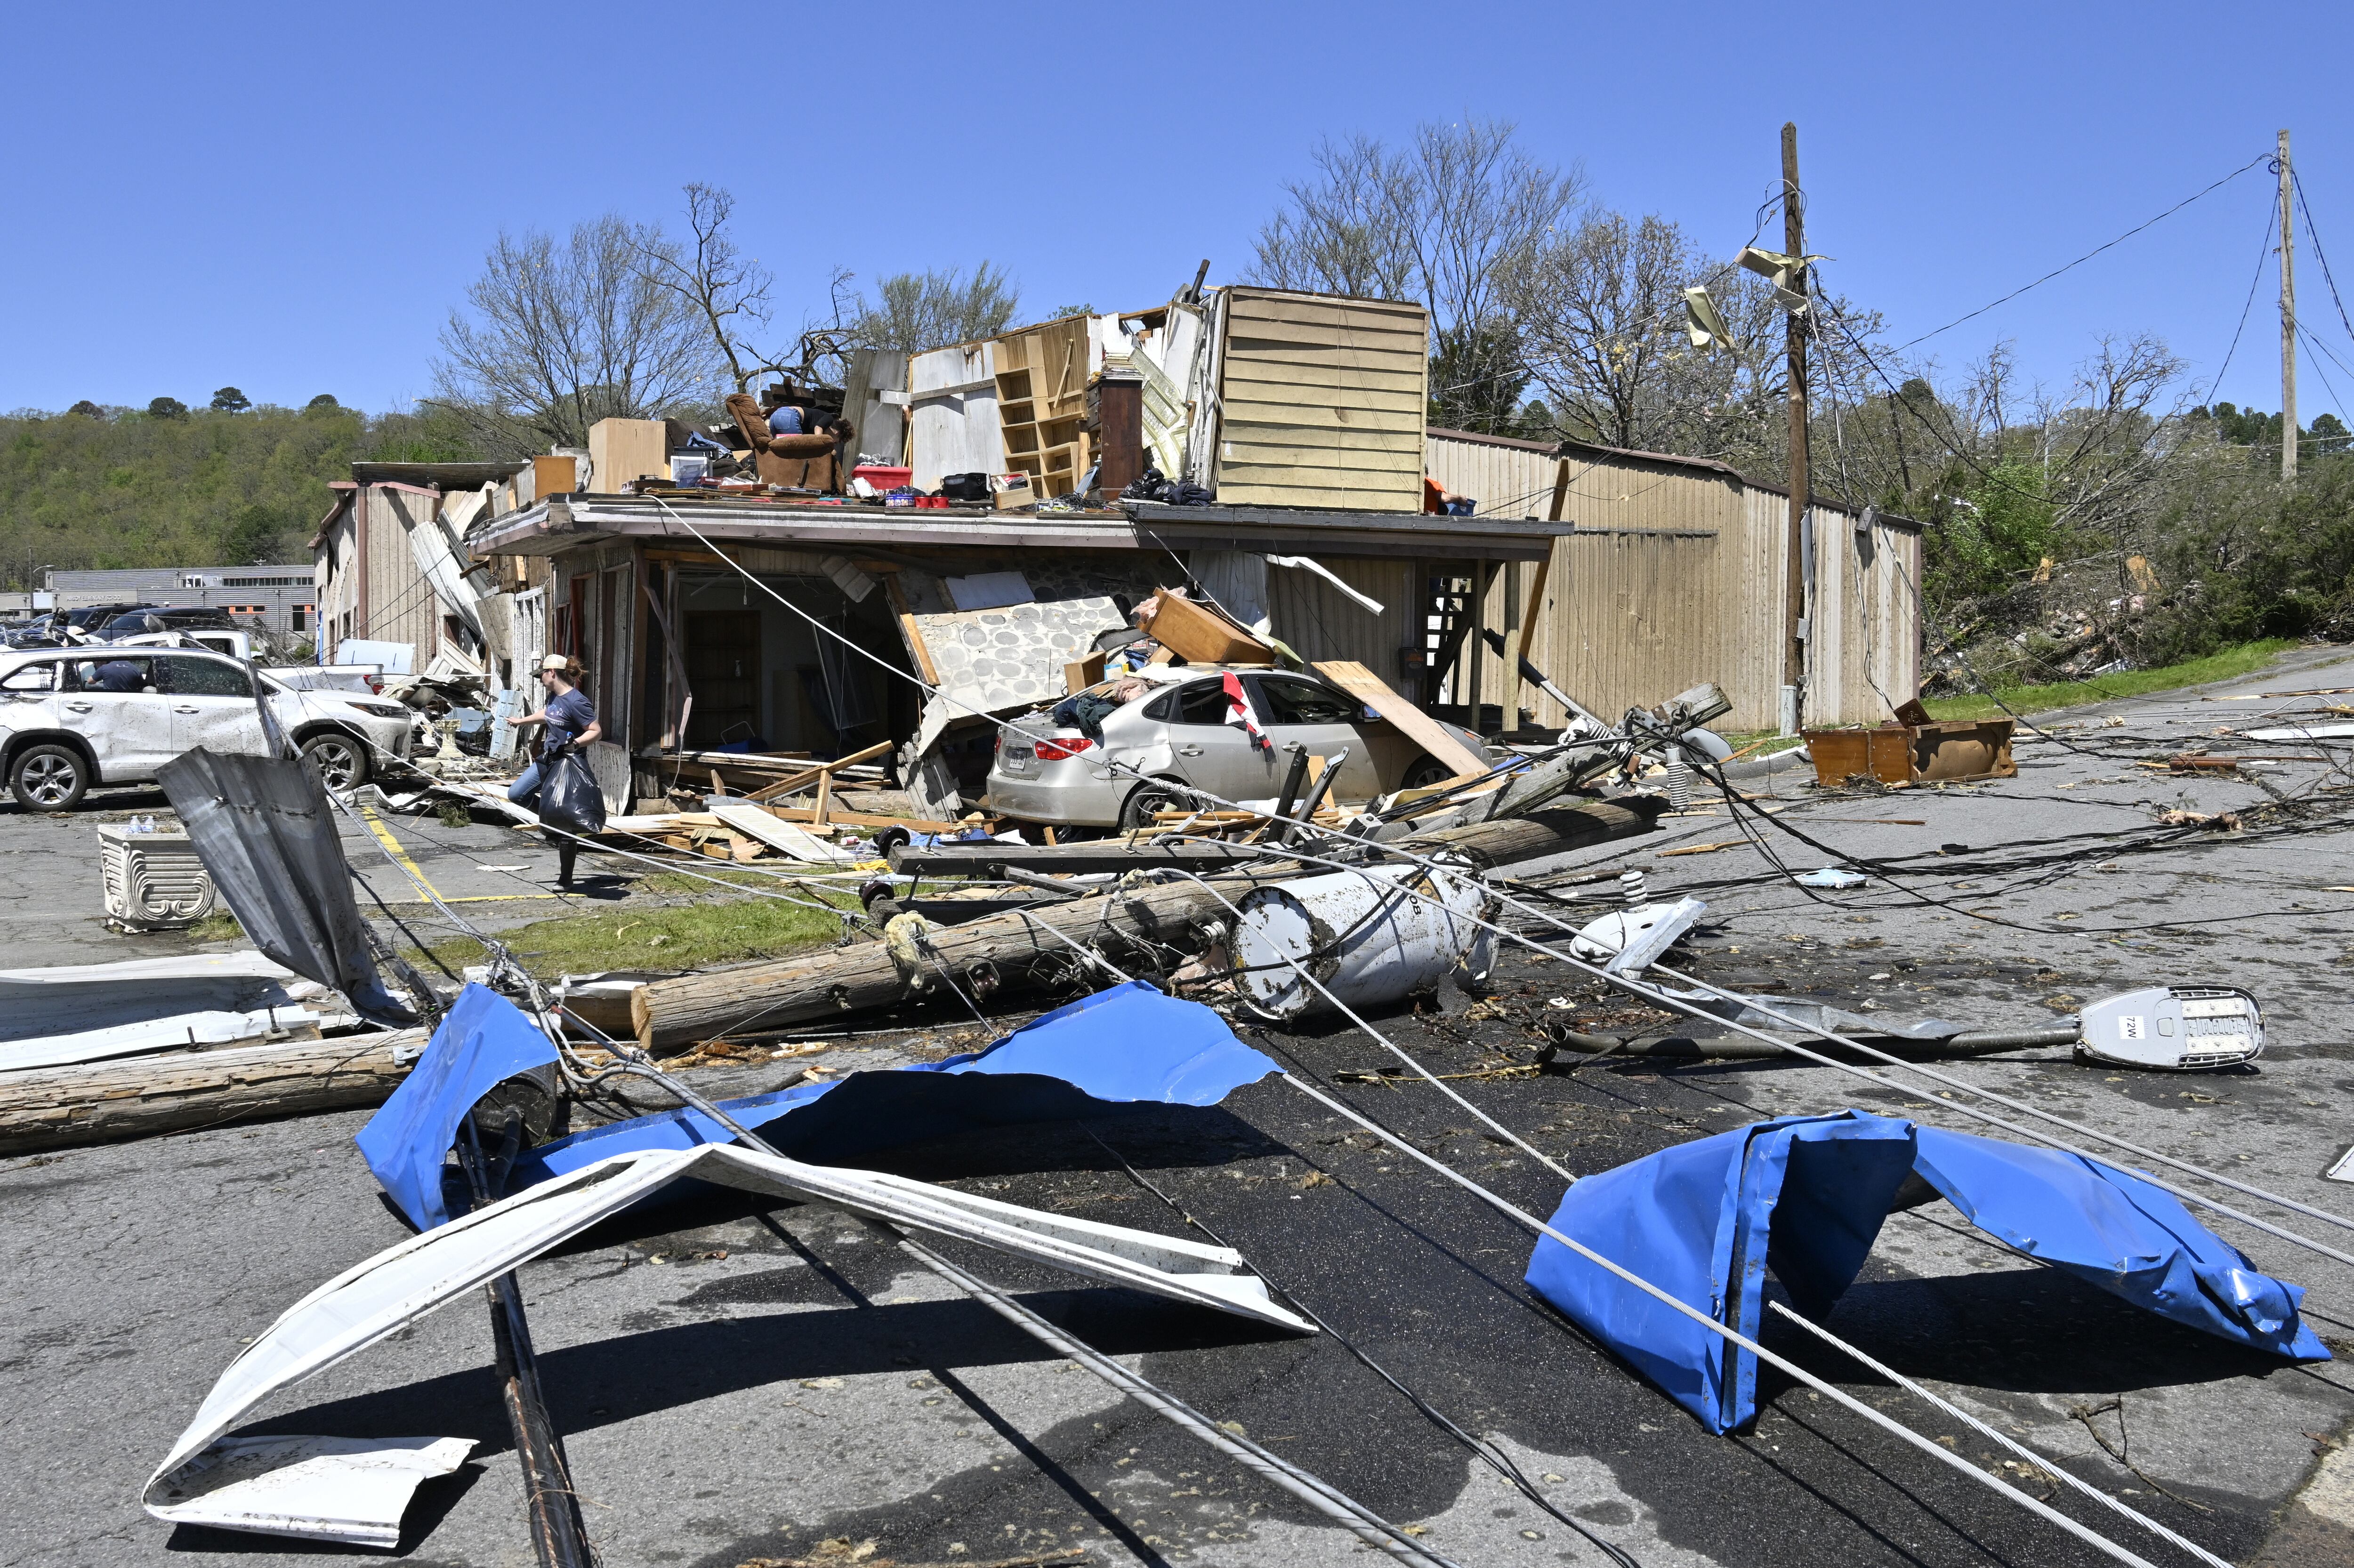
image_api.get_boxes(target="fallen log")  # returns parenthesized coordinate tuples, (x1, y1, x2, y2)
(634, 797, 1664, 1050)
(888, 841, 1266, 878)
(0, 1031, 425, 1155)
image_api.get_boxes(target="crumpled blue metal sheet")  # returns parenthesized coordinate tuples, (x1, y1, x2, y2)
(1525, 1110, 2329, 1433)
(355, 984, 560, 1230)
(360, 981, 1277, 1230)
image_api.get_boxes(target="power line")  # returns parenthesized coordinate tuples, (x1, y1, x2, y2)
(1891, 153, 2273, 352)
(2292, 169, 2354, 350)
(2202, 197, 2281, 405)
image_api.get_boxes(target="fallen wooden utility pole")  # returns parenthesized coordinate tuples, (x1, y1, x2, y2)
(634, 799, 1663, 1050)
(0, 1031, 424, 1155)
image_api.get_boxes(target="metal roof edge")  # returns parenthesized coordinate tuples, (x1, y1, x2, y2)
(1555, 438, 1922, 530)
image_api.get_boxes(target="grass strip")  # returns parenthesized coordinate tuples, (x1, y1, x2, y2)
(1921, 639, 2298, 721)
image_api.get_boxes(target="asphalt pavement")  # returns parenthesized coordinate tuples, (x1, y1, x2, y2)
(9, 651, 2354, 1567)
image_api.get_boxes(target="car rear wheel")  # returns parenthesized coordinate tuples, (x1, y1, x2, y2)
(1119, 779, 1191, 830)
(10, 744, 89, 810)
(300, 732, 370, 791)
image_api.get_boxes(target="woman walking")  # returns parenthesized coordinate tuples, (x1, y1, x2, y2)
(508, 654, 602, 888)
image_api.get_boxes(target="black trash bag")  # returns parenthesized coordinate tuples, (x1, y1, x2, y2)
(536, 748, 606, 839)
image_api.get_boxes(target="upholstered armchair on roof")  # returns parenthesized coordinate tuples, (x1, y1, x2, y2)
(724, 392, 846, 491)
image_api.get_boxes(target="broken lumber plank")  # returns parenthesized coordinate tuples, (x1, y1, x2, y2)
(759, 805, 964, 832)
(641, 797, 1663, 1048)
(0, 1031, 425, 1155)
(889, 841, 1266, 877)
(746, 740, 895, 804)
(1313, 659, 1487, 776)
(709, 801, 858, 863)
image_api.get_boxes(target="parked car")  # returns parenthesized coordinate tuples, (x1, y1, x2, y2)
(0, 646, 412, 808)
(4, 603, 159, 649)
(984, 666, 1484, 829)
(97, 606, 239, 641)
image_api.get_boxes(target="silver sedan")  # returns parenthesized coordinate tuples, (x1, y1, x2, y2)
(984, 667, 1481, 829)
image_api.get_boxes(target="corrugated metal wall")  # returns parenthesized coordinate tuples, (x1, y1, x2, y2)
(1432, 432, 1920, 733)
(1426, 429, 1559, 519)
(1212, 289, 1427, 512)
(1265, 556, 1417, 673)
(1810, 507, 1922, 723)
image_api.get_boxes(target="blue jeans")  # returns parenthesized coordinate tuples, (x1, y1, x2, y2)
(507, 760, 544, 805)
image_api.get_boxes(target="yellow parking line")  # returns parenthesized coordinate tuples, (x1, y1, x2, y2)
(355, 803, 443, 901)
(357, 804, 563, 901)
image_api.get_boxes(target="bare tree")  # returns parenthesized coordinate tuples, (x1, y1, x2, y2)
(1247, 119, 1582, 429)
(1499, 207, 1807, 464)
(635, 184, 794, 394)
(433, 215, 717, 455)
(848, 264, 1021, 354)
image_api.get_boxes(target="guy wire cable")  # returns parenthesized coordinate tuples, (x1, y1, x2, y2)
(633, 492, 2354, 1256)
(1002, 890, 2171, 1568)
(1177, 866, 2203, 1563)
(1181, 830, 2354, 1270)
(1081, 1124, 1647, 1568)
(328, 774, 1459, 1565)
(1763, 1301, 2231, 1568)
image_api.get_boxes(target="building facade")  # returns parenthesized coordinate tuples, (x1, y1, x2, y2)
(1426, 429, 1923, 733)
(43, 565, 317, 634)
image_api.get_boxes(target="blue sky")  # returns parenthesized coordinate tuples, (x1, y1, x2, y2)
(2, 1, 2346, 424)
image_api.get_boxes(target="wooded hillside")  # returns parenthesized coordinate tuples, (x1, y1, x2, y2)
(0, 400, 477, 587)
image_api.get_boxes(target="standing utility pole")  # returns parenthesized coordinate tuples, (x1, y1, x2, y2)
(2280, 128, 2298, 482)
(1781, 121, 1810, 733)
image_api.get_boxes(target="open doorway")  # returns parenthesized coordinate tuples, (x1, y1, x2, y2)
(674, 572, 912, 757)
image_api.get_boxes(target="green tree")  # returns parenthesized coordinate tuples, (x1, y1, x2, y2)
(221, 503, 293, 563)
(147, 396, 189, 420)
(210, 386, 252, 413)
(849, 263, 1021, 353)
(66, 400, 103, 418)
(305, 394, 340, 412)
(0, 400, 378, 578)
(1925, 459, 2063, 603)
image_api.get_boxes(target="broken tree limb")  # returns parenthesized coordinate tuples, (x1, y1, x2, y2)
(0, 1031, 425, 1155)
(634, 797, 1665, 1050)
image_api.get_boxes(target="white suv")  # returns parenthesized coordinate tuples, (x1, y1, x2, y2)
(0, 647, 414, 809)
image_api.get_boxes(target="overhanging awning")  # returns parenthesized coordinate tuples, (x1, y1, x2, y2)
(468, 495, 1569, 563)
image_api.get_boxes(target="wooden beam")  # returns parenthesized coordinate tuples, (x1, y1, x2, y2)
(744, 739, 895, 804)
(0, 1032, 424, 1155)
(1312, 659, 1487, 776)
(640, 800, 1660, 1048)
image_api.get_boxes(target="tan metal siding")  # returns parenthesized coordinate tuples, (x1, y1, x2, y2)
(1454, 436, 1920, 734)
(1809, 510, 1919, 724)
(1266, 556, 1417, 675)
(363, 489, 442, 659)
(1213, 289, 1427, 512)
(1426, 435, 1558, 520)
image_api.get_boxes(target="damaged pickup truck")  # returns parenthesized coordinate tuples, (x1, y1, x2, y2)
(984, 665, 1484, 829)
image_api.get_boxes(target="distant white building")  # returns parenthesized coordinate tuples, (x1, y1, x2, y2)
(43, 564, 317, 633)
